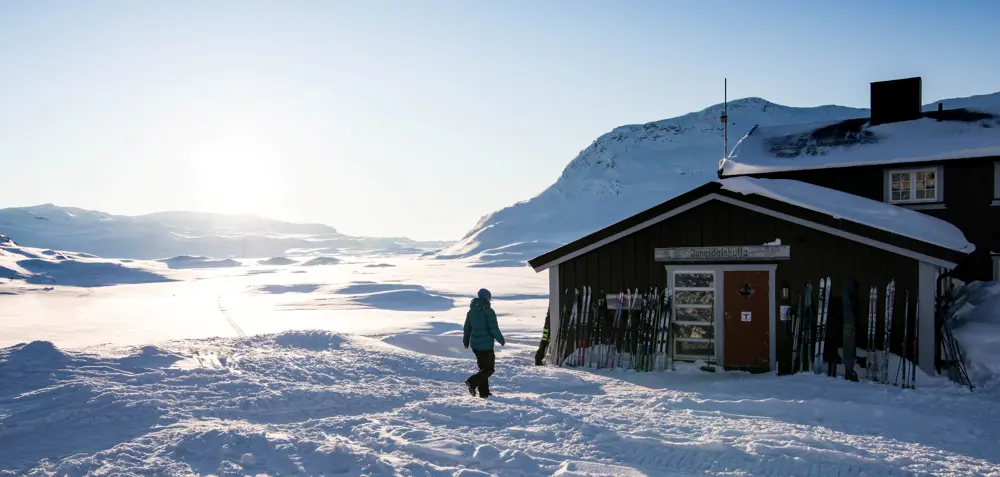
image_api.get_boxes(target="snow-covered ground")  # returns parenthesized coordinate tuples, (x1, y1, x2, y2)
(948, 280, 1000, 392)
(3, 245, 1000, 476)
(0, 244, 548, 350)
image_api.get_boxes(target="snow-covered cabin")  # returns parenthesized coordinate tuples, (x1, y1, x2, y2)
(528, 77, 995, 379)
(720, 76, 1000, 283)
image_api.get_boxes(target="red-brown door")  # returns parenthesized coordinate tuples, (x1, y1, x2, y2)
(723, 270, 770, 371)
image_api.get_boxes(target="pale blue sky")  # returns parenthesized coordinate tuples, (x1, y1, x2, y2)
(2, 1, 998, 240)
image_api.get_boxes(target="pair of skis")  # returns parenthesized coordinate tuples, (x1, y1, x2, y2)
(570, 286, 601, 368)
(865, 284, 879, 382)
(813, 277, 832, 375)
(879, 281, 896, 384)
(863, 280, 916, 389)
(632, 286, 673, 372)
(785, 278, 828, 375)
(554, 287, 586, 367)
(603, 290, 625, 369)
(894, 291, 919, 389)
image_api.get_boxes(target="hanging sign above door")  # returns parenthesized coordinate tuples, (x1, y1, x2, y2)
(654, 245, 790, 262)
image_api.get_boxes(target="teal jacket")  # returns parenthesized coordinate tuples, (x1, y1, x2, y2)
(463, 298, 505, 351)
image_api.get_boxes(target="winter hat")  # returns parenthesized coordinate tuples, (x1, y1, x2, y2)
(477, 288, 491, 300)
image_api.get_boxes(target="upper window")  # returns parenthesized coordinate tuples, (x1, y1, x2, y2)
(887, 167, 940, 203)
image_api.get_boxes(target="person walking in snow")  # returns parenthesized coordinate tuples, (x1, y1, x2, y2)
(463, 288, 505, 398)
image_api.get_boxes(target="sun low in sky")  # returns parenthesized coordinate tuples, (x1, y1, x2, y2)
(1, 0, 998, 241)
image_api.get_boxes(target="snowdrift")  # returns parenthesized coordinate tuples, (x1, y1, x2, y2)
(948, 280, 1000, 391)
(324, 282, 458, 312)
(1, 243, 171, 287)
(300, 256, 341, 266)
(159, 255, 243, 269)
(258, 256, 299, 266)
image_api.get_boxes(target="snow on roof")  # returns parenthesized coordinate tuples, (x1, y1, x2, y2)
(720, 102, 1000, 176)
(719, 177, 975, 253)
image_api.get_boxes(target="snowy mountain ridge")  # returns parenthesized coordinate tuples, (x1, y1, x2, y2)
(0, 205, 449, 260)
(441, 91, 1000, 267)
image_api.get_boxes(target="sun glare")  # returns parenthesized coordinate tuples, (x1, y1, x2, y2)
(182, 135, 286, 217)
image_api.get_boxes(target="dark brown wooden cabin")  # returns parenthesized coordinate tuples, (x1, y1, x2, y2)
(718, 76, 1000, 283)
(528, 179, 972, 376)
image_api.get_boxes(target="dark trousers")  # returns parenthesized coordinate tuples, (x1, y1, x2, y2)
(467, 349, 495, 396)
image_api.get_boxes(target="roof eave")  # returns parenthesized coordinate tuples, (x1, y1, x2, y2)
(527, 181, 972, 273)
(526, 182, 725, 272)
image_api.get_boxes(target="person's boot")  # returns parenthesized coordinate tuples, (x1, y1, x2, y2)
(465, 377, 477, 397)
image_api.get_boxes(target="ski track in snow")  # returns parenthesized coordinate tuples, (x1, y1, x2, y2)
(216, 297, 247, 338)
(2, 331, 998, 476)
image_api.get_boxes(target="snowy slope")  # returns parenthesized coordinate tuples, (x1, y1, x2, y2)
(0, 205, 450, 260)
(444, 92, 1000, 266)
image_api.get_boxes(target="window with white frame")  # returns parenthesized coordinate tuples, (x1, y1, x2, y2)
(670, 270, 716, 360)
(887, 167, 940, 203)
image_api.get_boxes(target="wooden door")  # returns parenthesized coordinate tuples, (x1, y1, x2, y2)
(723, 270, 771, 371)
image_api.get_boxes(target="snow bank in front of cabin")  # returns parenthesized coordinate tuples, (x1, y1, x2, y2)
(948, 280, 1000, 390)
(3, 328, 999, 476)
(720, 177, 975, 253)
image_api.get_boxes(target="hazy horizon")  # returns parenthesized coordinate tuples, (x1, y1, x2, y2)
(3, 0, 1000, 241)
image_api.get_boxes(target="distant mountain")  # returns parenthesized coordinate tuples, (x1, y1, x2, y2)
(440, 92, 1000, 267)
(136, 211, 336, 236)
(0, 205, 450, 260)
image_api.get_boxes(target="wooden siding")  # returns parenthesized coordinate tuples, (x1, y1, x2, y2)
(739, 157, 1000, 281)
(556, 199, 920, 368)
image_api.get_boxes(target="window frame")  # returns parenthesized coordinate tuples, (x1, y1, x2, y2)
(884, 165, 943, 205)
(669, 270, 717, 361)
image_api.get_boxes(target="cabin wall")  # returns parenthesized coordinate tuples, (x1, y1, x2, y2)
(555, 199, 921, 368)
(746, 157, 1000, 281)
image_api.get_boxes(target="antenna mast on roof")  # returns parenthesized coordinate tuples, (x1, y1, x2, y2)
(710, 78, 730, 179)
(722, 78, 728, 160)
